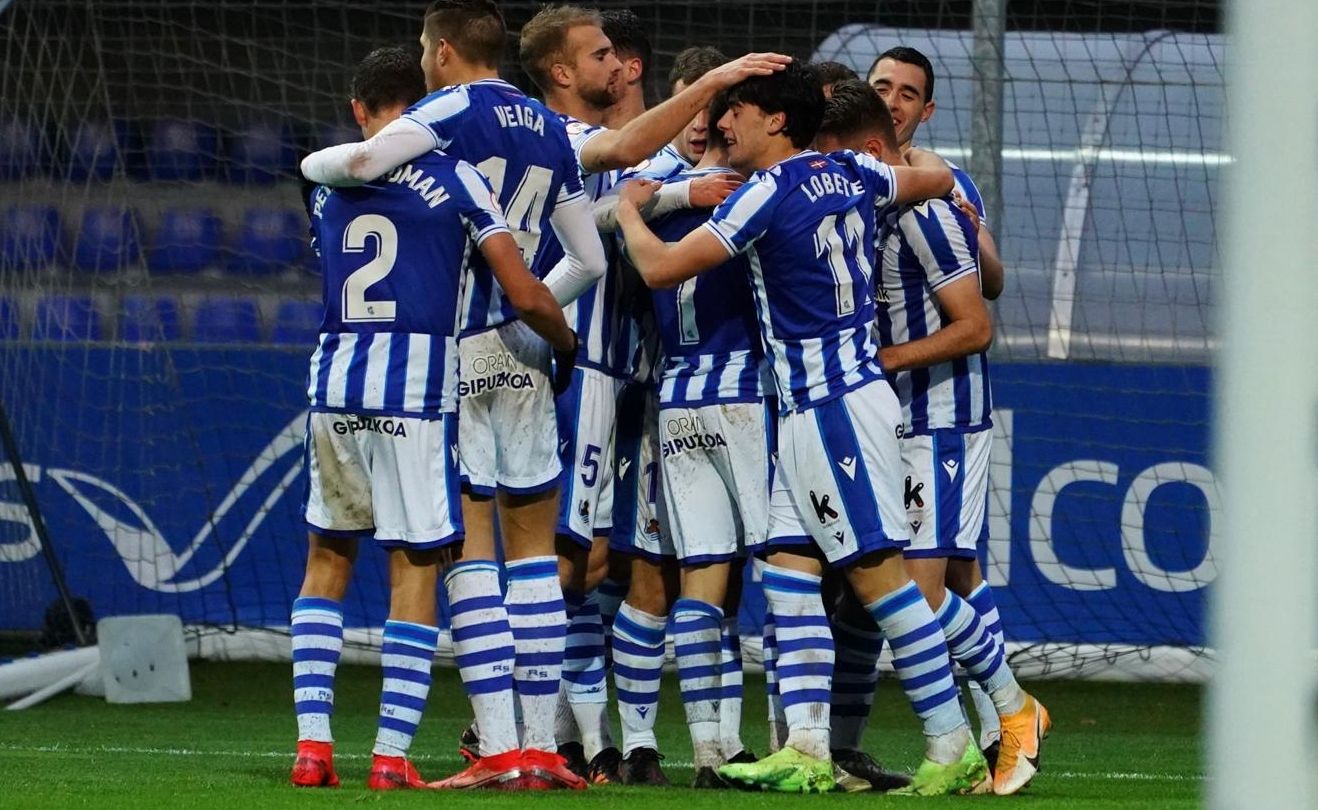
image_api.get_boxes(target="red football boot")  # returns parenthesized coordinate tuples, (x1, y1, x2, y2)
(521, 749, 589, 790)
(367, 755, 430, 790)
(430, 749, 526, 789)
(290, 740, 339, 788)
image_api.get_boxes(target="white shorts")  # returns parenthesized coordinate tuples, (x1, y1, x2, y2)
(900, 428, 991, 559)
(556, 365, 622, 547)
(766, 382, 908, 566)
(659, 399, 775, 563)
(458, 320, 561, 495)
(303, 411, 462, 548)
(609, 384, 674, 560)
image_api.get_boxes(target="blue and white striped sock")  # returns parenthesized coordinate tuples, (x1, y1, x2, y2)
(563, 589, 611, 758)
(612, 602, 666, 756)
(762, 609, 786, 752)
(373, 620, 439, 758)
(446, 560, 518, 756)
(966, 582, 1005, 745)
(936, 591, 1024, 714)
(867, 583, 967, 753)
(829, 617, 884, 751)
(597, 576, 628, 667)
(505, 556, 566, 752)
(672, 598, 724, 768)
(718, 616, 746, 758)
(291, 596, 343, 743)
(761, 565, 833, 760)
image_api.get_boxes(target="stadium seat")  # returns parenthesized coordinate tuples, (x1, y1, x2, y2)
(0, 298, 18, 339)
(230, 208, 306, 275)
(66, 120, 125, 182)
(1, 205, 62, 269)
(192, 297, 261, 343)
(0, 119, 42, 180)
(272, 300, 323, 345)
(119, 296, 182, 342)
(148, 207, 223, 274)
(73, 207, 141, 273)
(148, 119, 217, 181)
(33, 296, 101, 341)
(227, 121, 297, 185)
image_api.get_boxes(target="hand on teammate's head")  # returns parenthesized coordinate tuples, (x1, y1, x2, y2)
(701, 52, 794, 90)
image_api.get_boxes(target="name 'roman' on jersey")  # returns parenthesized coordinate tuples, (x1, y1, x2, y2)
(646, 167, 766, 408)
(875, 196, 992, 434)
(702, 150, 897, 413)
(398, 79, 584, 334)
(307, 153, 508, 417)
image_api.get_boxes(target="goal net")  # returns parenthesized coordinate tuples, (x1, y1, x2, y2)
(0, 0, 1220, 680)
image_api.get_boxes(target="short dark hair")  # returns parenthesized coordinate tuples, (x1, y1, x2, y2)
(423, 0, 506, 69)
(871, 46, 935, 101)
(813, 60, 859, 87)
(350, 46, 426, 115)
(818, 79, 899, 152)
(722, 61, 824, 149)
(706, 92, 730, 151)
(668, 46, 726, 95)
(601, 10, 652, 101)
(519, 4, 601, 94)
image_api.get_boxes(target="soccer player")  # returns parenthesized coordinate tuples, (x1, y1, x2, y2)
(616, 82, 771, 788)
(518, 3, 789, 781)
(868, 43, 1013, 760)
(813, 60, 860, 97)
(815, 79, 1050, 797)
(615, 62, 988, 795)
(290, 45, 577, 791)
(300, 0, 606, 790)
(867, 46, 1004, 300)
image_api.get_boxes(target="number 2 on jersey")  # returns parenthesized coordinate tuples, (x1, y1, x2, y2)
(476, 156, 554, 265)
(341, 214, 398, 323)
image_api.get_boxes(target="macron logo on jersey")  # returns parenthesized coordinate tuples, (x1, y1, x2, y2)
(838, 456, 857, 480)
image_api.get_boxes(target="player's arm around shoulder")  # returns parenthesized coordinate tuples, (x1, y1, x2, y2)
(615, 178, 749, 289)
(888, 147, 955, 206)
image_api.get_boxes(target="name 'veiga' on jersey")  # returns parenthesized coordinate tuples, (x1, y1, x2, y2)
(702, 150, 898, 413)
(400, 79, 583, 333)
(308, 153, 509, 417)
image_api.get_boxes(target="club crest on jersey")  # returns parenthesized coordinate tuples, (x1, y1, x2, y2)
(645, 518, 661, 539)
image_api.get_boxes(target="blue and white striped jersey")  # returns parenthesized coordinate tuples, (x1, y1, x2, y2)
(539, 118, 696, 378)
(644, 167, 766, 408)
(398, 79, 584, 335)
(949, 160, 986, 226)
(875, 196, 992, 434)
(306, 154, 508, 417)
(703, 150, 898, 413)
(621, 143, 691, 183)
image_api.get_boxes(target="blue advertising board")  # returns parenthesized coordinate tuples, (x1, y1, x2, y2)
(0, 348, 1215, 648)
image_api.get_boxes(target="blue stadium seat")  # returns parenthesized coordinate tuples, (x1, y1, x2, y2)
(73, 207, 140, 272)
(272, 300, 323, 345)
(148, 207, 222, 274)
(120, 296, 181, 342)
(66, 120, 129, 182)
(33, 296, 100, 341)
(193, 297, 261, 343)
(148, 119, 217, 181)
(2, 205, 62, 269)
(230, 208, 306, 275)
(0, 119, 41, 180)
(0, 298, 18, 339)
(228, 121, 296, 185)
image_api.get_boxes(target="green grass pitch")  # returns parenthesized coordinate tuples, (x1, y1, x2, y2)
(0, 661, 1201, 808)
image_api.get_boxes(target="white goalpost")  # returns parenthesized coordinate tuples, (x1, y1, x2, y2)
(1210, 0, 1318, 806)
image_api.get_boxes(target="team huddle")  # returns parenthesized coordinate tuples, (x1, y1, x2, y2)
(288, 0, 1048, 797)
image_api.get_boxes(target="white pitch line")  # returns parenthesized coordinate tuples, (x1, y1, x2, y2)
(0, 743, 1204, 782)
